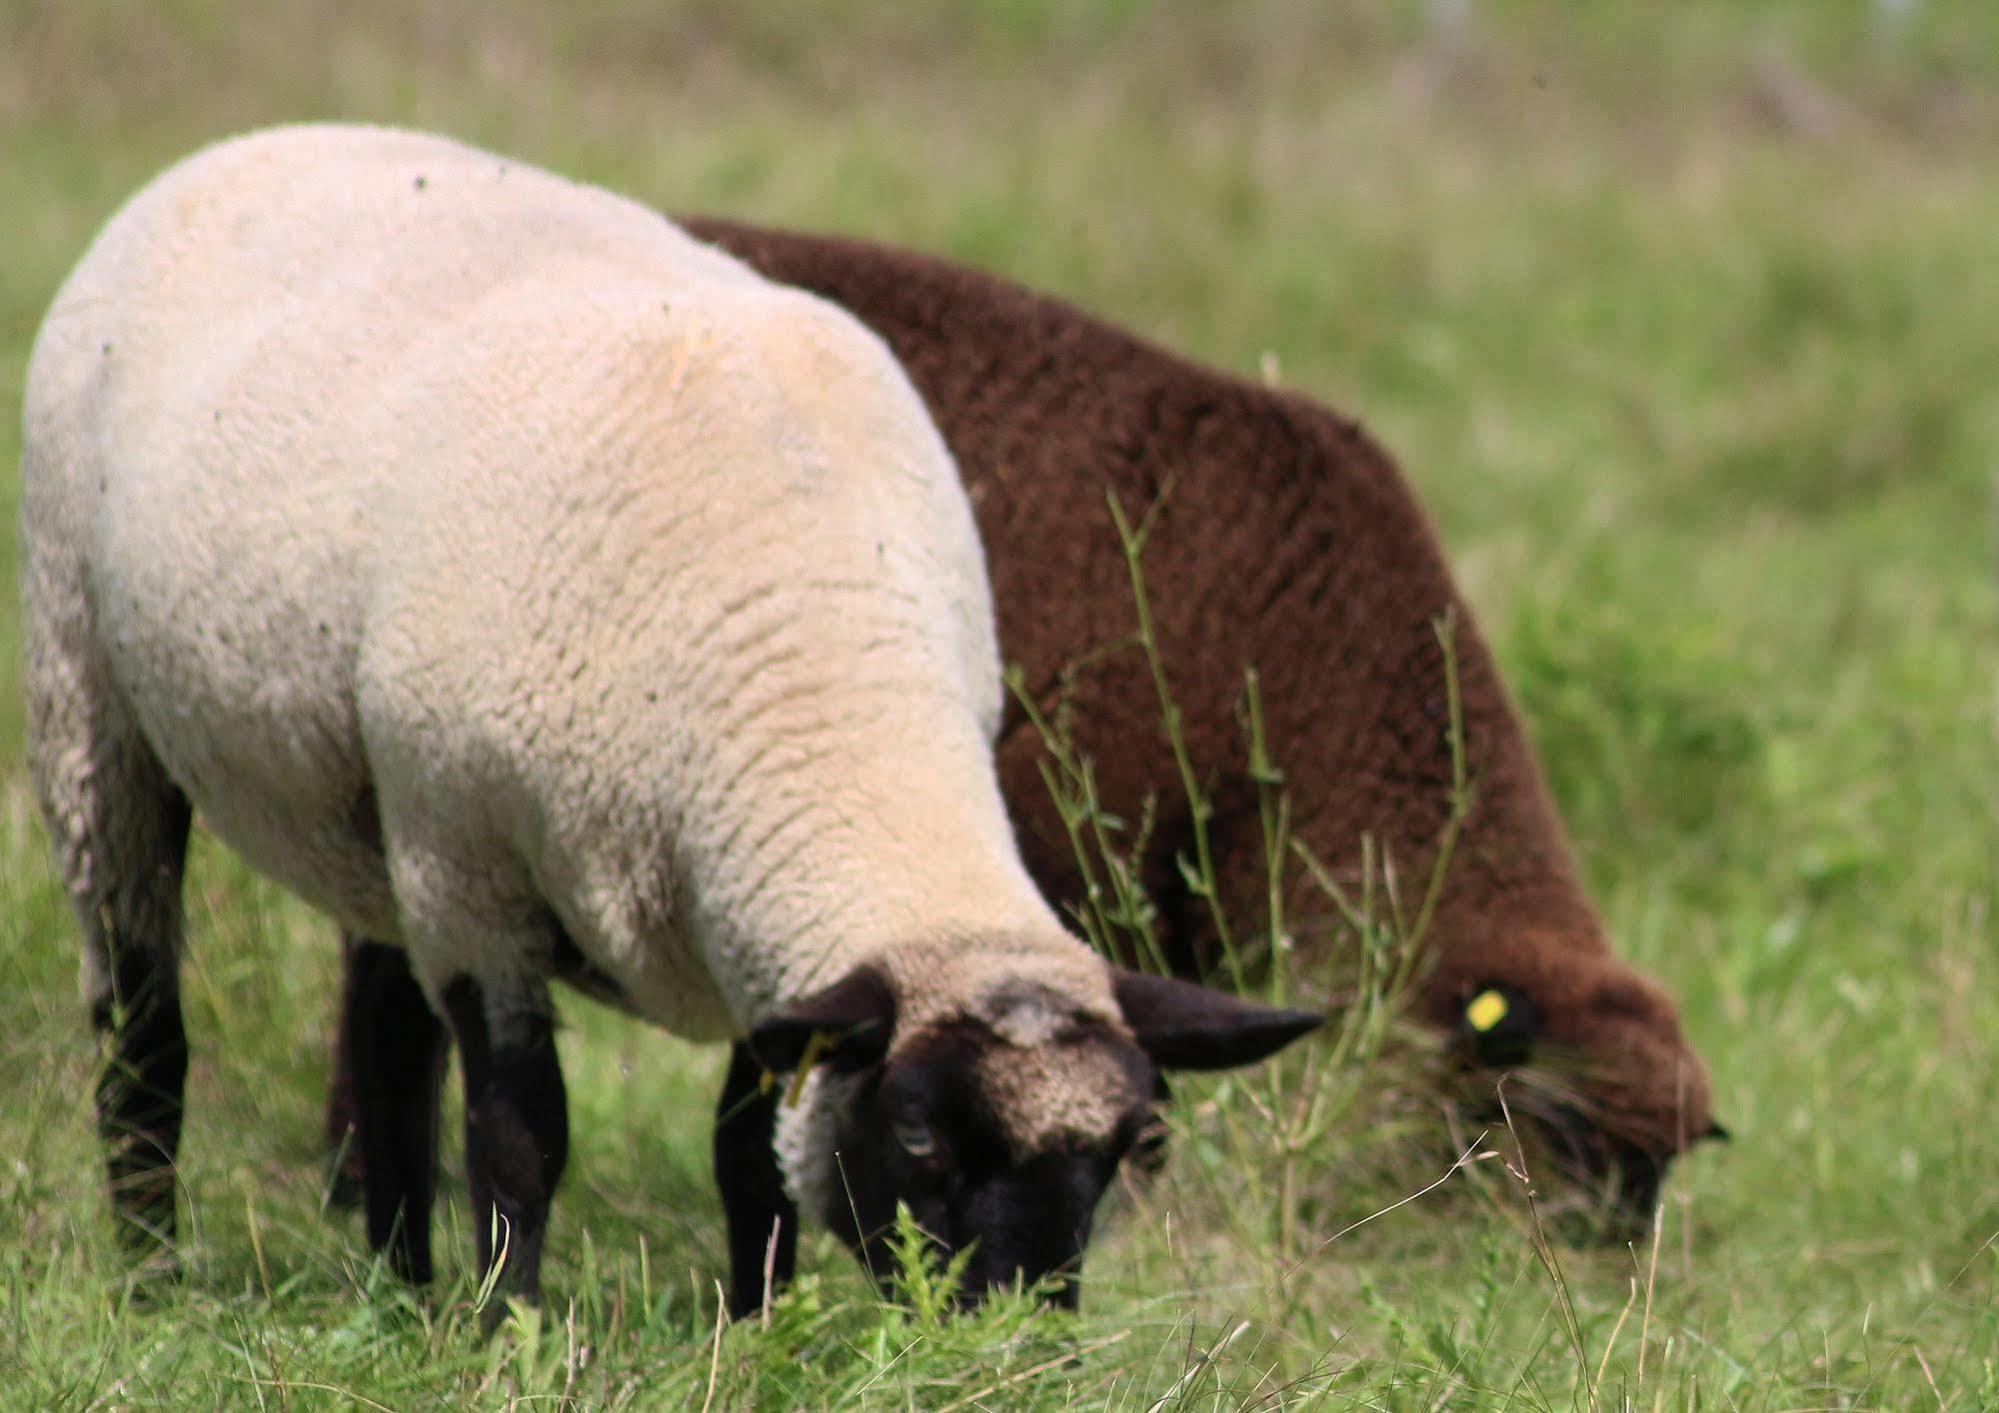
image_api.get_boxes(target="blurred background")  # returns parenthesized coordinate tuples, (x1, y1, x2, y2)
(4, 1, 1997, 1405)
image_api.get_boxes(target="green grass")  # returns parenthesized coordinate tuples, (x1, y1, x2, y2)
(6, 1, 1999, 1405)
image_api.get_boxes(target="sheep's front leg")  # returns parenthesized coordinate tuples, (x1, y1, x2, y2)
(345, 938, 450, 1283)
(715, 1040, 797, 1318)
(440, 974, 568, 1313)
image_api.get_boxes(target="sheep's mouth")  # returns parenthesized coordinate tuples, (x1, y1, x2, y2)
(854, 1227, 1085, 1312)
(1529, 1104, 1670, 1241)
(1453, 1079, 1677, 1241)
(945, 1268, 1081, 1313)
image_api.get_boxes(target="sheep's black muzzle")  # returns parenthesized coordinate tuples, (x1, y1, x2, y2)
(947, 1248, 1086, 1313)
(882, 1148, 1101, 1312)
(1456, 1088, 1697, 1241)
(1554, 1120, 1669, 1239)
(859, 1202, 1093, 1315)
(1528, 1101, 1728, 1243)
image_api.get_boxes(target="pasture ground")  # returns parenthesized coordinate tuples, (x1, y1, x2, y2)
(3, 2, 1997, 1406)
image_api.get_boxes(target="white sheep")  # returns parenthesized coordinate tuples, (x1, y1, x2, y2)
(21, 123, 1319, 1313)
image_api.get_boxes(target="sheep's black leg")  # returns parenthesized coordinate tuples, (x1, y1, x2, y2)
(715, 1039, 796, 1318)
(441, 975, 567, 1312)
(348, 939, 449, 1283)
(95, 948, 189, 1257)
(325, 933, 368, 1207)
(91, 800, 193, 1269)
(30, 465, 199, 1276)
(72, 766, 196, 1275)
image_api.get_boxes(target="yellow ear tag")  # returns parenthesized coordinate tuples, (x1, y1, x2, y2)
(783, 1028, 840, 1108)
(1466, 989, 1509, 1033)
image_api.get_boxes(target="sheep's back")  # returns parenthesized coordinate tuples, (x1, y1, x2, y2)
(23, 125, 1014, 1021)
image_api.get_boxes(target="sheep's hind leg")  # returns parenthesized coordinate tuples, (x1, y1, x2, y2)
(27, 659, 193, 1271)
(440, 973, 567, 1318)
(716, 1040, 797, 1319)
(90, 781, 193, 1274)
(325, 933, 369, 1207)
(340, 937, 450, 1283)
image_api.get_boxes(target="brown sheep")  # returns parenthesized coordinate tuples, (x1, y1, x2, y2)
(330, 218, 1719, 1230)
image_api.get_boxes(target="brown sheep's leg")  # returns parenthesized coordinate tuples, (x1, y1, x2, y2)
(715, 1040, 796, 1319)
(441, 974, 567, 1316)
(346, 938, 450, 1283)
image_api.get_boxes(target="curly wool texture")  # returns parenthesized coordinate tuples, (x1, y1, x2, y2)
(22, 123, 1109, 1075)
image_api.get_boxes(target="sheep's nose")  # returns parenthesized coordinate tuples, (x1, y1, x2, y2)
(1597, 1146, 1668, 1238)
(950, 1274, 1080, 1312)
(951, 1251, 1084, 1311)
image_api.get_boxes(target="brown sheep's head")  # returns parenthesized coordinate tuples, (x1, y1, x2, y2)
(755, 958, 1320, 1308)
(1435, 948, 1723, 1233)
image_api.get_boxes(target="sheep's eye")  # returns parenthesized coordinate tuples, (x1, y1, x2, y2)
(893, 1117, 935, 1159)
(1128, 1118, 1170, 1173)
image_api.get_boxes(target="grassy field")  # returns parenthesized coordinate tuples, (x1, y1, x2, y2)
(5, 1, 1999, 1406)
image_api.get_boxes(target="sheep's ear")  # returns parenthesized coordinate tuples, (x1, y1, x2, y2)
(1457, 982, 1539, 1067)
(748, 966, 896, 1073)
(1112, 969, 1321, 1071)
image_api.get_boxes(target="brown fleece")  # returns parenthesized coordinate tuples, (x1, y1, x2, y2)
(679, 218, 1712, 1161)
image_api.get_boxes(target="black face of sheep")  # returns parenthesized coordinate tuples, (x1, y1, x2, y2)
(814, 1019, 1155, 1309)
(744, 966, 1320, 1313)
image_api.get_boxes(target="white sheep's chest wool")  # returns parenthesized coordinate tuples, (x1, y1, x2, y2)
(23, 123, 1319, 1317)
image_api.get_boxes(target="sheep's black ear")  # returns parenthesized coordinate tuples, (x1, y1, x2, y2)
(748, 966, 896, 1073)
(1112, 969, 1321, 1071)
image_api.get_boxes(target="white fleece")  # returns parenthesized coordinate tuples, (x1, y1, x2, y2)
(22, 122, 1117, 1087)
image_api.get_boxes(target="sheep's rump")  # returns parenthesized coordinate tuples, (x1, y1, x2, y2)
(22, 124, 1009, 1032)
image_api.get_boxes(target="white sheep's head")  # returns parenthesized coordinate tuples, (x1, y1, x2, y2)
(754, 960, 1320, 1308)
